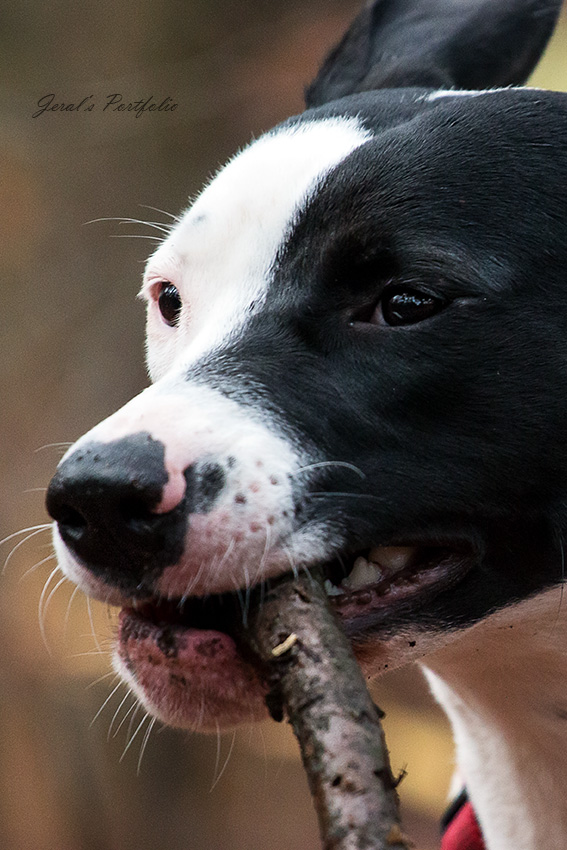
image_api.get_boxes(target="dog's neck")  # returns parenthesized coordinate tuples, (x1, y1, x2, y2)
(424, 586, 567, 850)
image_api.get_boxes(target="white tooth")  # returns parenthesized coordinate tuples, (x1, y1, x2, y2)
(368, 546, 416, 572)
(324, 579, 345, 597)
(342, 556, 383, 590)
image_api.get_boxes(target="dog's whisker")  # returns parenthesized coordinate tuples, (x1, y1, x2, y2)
(90, 679, 125, 728)
(186, 550, 221, 604)
(20, 552, 56, 582)
(118, 218, 172, 234)
(281, 545, 300, 582)
(260, 523, 272, 575)
(209, 539, 236, 587)
(126, 702, 143, 740)
(138, 203, 180, 222)
(34, 442, 73, 454)
(250, 524, 272, 590)
(213, 720, 222, 786)
(109, 690, 137, 739)
(86, 596, 103, 654)
(196, 691, 207, 732)
(186, 547, 219, 598)
(295, 460, 366, 479)
(136, 715, 157, 775)
(40, 575, 68, 631)
(114, 698, 141, 742)
(209, 729, 237, 792)
(234, 585, 246, 623)
(4, 531, 53, 576)
(0, 523, 52, 546)
(109, 234, 164, 242)
(301, 563, 315, 589)
(64, 584, 82, 633)
(85, 216, 172, 234)
(73, 639, 114, 656)
(38, 565, 63, 653)
(1, 524, 52, 573)
(120, 711, 152, 763)
(242, 564, 251, 628)
(85, 671, 119, 691)
(308, 491, 384, 503)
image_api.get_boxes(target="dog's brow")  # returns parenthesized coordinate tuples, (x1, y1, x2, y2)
(141, 255, 183, 295)
(143, 118, 372, 369)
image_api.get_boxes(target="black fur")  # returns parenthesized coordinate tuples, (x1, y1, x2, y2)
(306, 0, 562, 105)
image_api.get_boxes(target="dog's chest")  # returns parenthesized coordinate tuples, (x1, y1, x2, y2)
(425, 586, 567, 850)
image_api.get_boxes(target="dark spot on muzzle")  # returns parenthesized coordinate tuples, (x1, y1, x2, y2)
(185, 461, 226, 513)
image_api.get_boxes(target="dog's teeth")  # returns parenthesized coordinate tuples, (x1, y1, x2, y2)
(368, 546, 416, 573)
(342, 556, 384, 590)
(324, 578, 345, 597)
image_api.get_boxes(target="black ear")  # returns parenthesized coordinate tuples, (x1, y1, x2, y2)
(306, 0, 562, 107)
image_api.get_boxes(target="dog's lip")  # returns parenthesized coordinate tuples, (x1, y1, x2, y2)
(118, 543, 474, 639)
(117, 605, 270, 729)
(331, 548, 474, 635)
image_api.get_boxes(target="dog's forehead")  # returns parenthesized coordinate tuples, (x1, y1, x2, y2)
(178, 117, 373, 245)
(145, 117, 371, 344)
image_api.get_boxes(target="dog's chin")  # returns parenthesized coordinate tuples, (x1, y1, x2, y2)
(114, 608, 271, 730)
(109, 545, 475, 731)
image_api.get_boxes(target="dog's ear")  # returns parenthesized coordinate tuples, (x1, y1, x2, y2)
(305, 0, 562, 107)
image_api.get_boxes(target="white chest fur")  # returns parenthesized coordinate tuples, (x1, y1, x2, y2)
(423, 586, 567, 850)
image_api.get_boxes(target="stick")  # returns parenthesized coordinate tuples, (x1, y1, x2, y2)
(242, 566, 412, 850)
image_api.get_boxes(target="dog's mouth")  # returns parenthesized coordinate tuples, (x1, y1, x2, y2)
(132, 543, 470, 634)
(116, 542, 474, 729)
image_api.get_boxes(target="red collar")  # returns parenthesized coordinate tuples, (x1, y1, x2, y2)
(441, 796, 485, 850)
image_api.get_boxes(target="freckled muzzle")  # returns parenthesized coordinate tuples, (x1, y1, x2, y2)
(45, 432, 227, 595)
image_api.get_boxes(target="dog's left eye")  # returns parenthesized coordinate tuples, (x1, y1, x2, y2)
(158, 282, 182, 327)
(379, 287, 445, 327)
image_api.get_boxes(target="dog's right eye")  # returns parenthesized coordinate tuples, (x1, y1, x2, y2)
(158, 282, 182, 327)
(380, 286, 445, 327)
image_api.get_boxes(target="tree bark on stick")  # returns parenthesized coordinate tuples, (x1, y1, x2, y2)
(242, 566, 412, 850)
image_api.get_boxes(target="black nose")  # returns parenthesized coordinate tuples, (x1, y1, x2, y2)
(46, 433, 191, 593)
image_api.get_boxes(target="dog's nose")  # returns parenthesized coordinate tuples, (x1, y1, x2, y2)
(45, 432, 225, 591)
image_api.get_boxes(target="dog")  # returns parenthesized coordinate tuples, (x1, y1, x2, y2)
(45, 1, 567, 847)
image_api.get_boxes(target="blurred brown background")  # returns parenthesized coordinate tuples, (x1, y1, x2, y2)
(1, 2, 566, 848)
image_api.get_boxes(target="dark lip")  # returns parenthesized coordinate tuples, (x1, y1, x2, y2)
(119, 545, 477, 644)
(335, 550, 476, 637)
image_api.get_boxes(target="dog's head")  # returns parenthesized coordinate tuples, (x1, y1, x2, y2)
(46, 0, 567, 730)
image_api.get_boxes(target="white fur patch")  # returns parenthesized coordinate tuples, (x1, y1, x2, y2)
(427, 86, 544, 102)
(424, 586, 567, 850)
(141, 117, 372, 381)
(426, 88, 509, 101)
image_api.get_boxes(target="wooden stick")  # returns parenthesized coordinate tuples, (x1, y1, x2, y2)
(243, 566, 412, 850)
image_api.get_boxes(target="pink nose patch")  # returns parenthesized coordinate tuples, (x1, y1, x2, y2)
(153, 468, 187, 514)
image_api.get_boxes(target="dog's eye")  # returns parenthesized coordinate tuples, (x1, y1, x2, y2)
(158, 282, 182, 327)
(380, 287, 445, 327)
